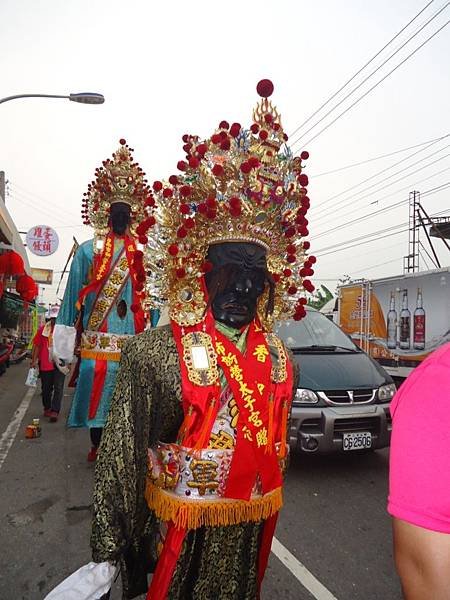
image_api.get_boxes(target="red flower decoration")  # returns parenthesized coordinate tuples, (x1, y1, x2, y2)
(240, 162, 251, 174)
(202, 260, 213, 273)
(169, 175, 179, 185)
(256, 79, 274, 98)
(283, 268, 292, 277)
(182, 134, 189, 142)
(303, 241, 311, 250)
(184, 217, 195, 229)
(211, 133, 221, 145)
(301, 150, 309, 160)
(284, 226, 296, 238)
(230, 123, 241, 137)
(180, 185, 192, 197)
(287, 254, 296, 263)
(176, 267, 186, 279)
(119, 138, 126, 145)
(286, 244, 296, 254)
(153, 181, 163, 192)
(138, 235, 148, 245)
(220, 138, 231, 151)
(206, 197, 217, 209)
(248, 156, 260, 169)
(177, 227, 187, 238)
(168, 244, 179, 256)
(206, 210, 217, 220)
(250, 123, 259, 134)
(145, 196, 155, 207)
(219, 120, 229, 130)
(212, 164, 224, 177)
(309, 256, 317, 264)
(198, 203, 208, 214)
(298, 174, 309, 187)
(230, 206, 241, 217)
(180, 203, 190, 214)
(303, 279, 315, 293)
(288, 286, 298, 295)
(189, 156, 200, 169)
(163, 188, 173, 198)
(177, 161, 187, 172)
(196, 143, 208, 156)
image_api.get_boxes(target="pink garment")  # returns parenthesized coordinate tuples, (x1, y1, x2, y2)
(33, 325, 54, 372)
(388, 342, 450, 533)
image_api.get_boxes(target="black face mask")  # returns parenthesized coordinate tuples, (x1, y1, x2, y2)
(110, 202, 131, 235)
(205, 242, 268, 328)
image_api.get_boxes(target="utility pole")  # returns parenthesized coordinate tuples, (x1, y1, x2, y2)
(403, 190, 420, 273)
(0, 171, 5, 203)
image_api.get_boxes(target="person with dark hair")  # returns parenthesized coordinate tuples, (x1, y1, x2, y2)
(31, 305, 66, 422)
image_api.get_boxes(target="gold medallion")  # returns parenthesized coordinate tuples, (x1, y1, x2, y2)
(181, 332, 219, 386)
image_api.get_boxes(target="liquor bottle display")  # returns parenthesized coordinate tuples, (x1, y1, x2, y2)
(399, 290, 411, 350)
(386, 291, 397, 349)
(413, 287, 426, 350)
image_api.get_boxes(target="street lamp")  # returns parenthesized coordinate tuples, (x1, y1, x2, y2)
(0, 92, 105, 105)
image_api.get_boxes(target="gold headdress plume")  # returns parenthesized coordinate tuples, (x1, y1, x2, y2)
(81, 139, 152, 252)
(143, 80, 315, 330)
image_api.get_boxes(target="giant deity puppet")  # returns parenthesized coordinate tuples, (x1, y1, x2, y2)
(54, 140, 153, 460)
(89, 80, 315, 599)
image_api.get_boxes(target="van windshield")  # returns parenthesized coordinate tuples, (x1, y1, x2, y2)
(275, 310, 359, 352)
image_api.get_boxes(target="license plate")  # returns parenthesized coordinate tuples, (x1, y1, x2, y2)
(342, 432, 372, 451)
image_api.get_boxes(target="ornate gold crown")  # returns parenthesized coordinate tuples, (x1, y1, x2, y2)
(81, 139, 152, 247)
(143, 80, 315, 329)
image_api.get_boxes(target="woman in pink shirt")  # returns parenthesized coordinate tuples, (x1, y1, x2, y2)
(388, 342, 450, 599)
(31, 306, 66, 422)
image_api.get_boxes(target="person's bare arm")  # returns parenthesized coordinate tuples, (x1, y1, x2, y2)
(30, 344, 39, 369)
(393, 518, 450, 599)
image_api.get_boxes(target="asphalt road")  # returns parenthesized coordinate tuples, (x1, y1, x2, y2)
(0, 363, 402, 600)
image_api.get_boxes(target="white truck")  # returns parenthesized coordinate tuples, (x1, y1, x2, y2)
(337, 267, 450, 378)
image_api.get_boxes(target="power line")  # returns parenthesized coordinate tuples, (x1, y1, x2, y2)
(311, 159, 450, 226)
(288, 0, 436, 140)
(310, 134, 449, 178)
(313, 180, 450, 238)
(9, 181, 80, 222)
(314, 207, 449, 257)
(293, 14, 450, 149)
(311, 135, 450, 214)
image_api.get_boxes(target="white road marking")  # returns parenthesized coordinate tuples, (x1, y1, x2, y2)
(0, 386, 35, 471)
(272, 536, 339, 600)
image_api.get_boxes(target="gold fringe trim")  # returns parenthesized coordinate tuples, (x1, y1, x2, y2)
(80, 349, 121, 361)
(145, 481, 283, 529)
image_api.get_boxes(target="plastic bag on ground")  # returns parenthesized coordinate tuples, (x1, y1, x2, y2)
(43, 561, 117, 600)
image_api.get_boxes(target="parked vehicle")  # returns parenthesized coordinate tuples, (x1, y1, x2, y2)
(275, 307, 395, 454)
(337, 267, 450, 378)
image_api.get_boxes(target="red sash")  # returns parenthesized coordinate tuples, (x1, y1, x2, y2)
(215, 322, 283, 499)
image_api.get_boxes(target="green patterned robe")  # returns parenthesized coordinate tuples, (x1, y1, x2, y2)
(91, 324, 294, 599)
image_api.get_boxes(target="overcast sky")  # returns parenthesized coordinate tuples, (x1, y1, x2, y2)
(0, 0, 449, 305)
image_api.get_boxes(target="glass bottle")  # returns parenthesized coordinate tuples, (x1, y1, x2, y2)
(399, 290, 411, 350)
(386, 291, 397, 349)
(413, 287, 425, 350)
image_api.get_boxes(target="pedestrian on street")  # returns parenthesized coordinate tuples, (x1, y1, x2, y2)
(31, 305, 66, 423)
(388, 342, 450, 599)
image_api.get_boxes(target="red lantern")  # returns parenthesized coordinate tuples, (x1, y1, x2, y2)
(0, 251, 24, 276)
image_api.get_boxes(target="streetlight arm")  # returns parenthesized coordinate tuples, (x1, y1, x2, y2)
(0, 92, 104, 105)
(0, 93, 69, 104)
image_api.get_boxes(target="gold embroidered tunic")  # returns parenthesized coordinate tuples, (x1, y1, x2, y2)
(91, 324, 295, 599)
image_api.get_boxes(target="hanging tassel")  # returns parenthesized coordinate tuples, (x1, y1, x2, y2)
(193, 396, 217, 451)
(265, 393, 275, 455)
(277, 399, 289, 459)
(177, 405, 194, 444)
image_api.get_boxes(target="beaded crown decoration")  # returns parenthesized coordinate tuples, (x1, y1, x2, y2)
(143, 80, 315, 329)
(81, 139, 152, 253)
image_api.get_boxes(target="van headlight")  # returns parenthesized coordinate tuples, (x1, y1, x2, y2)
(378, 383, 396, 402)
(294, 388, 319, 406)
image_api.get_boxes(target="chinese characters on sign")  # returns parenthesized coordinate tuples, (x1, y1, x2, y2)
(26, 225, 59, 257)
